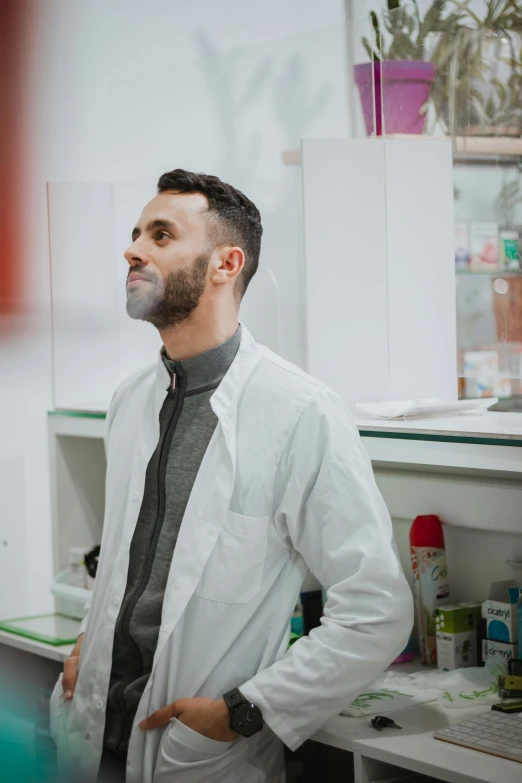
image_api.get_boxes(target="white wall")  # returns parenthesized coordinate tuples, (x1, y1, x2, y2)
(1, 0, 350, 617)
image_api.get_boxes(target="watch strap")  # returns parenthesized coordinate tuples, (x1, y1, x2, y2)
(223, 688, 246, 713)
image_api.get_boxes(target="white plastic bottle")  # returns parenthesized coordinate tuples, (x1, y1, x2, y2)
(69, 547, 87, 588)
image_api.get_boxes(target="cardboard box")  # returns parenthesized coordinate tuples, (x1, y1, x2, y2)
(486, 581, 522, 643)
(435, 604, 480, 670)
(482, 638, 519, 671)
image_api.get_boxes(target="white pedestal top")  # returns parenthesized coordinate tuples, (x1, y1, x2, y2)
(356, 412, 522, 442)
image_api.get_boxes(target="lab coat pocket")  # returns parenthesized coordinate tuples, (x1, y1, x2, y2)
(194, 512, 270, 603)
(154, 718, 242, 782)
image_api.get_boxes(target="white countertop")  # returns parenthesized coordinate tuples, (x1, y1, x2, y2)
(0, 629, 75, 663)
(315, 701, 522, 783)
(356, 412, 522, 442)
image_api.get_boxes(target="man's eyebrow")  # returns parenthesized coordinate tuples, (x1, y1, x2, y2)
(131, 219, 177, 240)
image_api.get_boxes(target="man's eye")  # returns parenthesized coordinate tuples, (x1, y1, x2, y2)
(157, 231, 169, 240)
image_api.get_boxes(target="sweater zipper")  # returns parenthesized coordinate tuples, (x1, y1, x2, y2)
(114, 363, 187, 748)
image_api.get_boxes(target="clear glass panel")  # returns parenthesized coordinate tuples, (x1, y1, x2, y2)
(348, 11, 379, 137)
(449, 19, 522, 410)
(47, 182, 122, 412)
(443, 26, 522, 139)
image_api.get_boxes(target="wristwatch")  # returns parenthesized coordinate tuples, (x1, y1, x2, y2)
(223, 688, 263, 737)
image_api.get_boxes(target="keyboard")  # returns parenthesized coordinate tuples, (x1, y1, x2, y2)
(434, 711, 522, 764)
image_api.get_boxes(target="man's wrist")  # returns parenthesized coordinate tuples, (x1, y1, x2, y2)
(214, 697, 237, 735)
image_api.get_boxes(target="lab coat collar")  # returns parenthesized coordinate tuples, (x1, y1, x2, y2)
(154, 324, 263, 463)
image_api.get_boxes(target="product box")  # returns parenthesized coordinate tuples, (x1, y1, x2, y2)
(500, 228, 521, 271)
(454, 222, 470, 269)
(482, 638, 519, 671)
(435, 604, 481, 671)
(470, 222, 499, 270)
(463, 350, 501, 398)
(485, 581, 522, 643)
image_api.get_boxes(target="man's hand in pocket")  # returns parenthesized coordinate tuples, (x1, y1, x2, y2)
(140, 697, 238, 742)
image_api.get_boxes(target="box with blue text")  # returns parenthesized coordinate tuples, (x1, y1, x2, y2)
(482, 639, 518, 671)
(485, 581, 522, 644)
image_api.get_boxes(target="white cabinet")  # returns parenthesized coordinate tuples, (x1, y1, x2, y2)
(301, 138, 457, 410)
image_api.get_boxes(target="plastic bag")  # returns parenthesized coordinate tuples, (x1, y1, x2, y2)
(342, 662, 504, 717)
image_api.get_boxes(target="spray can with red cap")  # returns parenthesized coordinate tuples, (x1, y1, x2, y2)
(410, 514, 450, 665)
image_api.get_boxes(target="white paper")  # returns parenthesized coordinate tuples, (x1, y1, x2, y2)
(356, 397, 498, 420)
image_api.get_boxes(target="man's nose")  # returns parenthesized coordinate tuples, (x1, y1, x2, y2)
(124, 240, 148, 266)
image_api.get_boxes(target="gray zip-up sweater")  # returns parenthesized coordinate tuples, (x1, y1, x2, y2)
(103, 327, 242, 753)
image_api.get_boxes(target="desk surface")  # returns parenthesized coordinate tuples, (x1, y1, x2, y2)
(315, 701, 522, 783)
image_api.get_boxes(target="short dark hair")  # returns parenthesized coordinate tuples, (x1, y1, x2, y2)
(157, 169, 262, 298)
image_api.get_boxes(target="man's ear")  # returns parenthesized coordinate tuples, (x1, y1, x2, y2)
(211, 247, 245, 285)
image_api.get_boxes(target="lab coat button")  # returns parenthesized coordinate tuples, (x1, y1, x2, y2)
(131, 492, 139, 501)
(96, 700, 104, 709)
(114, 596, 120, 605)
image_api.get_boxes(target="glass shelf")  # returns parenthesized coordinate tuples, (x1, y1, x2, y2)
(456, 270, 522, 276)
(359, 427, 522, 448)
(48, 410, 107, 419)
(282, 137, 522, 167)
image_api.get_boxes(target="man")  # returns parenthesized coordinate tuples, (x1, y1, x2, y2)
(49, 169, 413, 783)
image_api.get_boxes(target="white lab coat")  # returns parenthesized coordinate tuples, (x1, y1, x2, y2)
(49, 326, 413, 783)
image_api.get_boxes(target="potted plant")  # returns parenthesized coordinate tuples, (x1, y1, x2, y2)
(431, 0, 522, 137)
(354, 0, 460, 135)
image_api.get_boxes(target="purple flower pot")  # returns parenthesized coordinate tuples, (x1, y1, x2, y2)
(354, 60, 436, 136)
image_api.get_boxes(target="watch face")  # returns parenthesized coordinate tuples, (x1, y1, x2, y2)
(232, 702, 263, 737)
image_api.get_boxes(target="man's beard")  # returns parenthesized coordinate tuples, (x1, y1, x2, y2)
(126, 253, 209, 329)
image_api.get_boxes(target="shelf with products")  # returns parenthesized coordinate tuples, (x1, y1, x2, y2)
(454, 152, 522, 406)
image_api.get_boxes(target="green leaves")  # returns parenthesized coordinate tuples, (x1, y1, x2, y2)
(448, 0, 522, 29)
(366, 0, 448, 61)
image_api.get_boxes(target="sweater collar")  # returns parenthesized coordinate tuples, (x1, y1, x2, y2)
(161, 326, 242, 393)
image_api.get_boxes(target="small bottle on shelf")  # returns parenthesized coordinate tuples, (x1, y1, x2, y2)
(68, 547, 87, 589)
